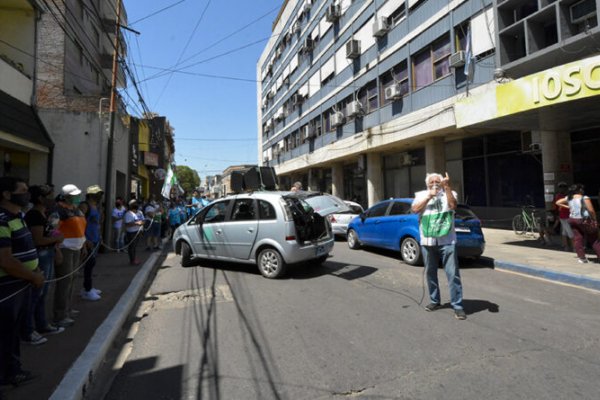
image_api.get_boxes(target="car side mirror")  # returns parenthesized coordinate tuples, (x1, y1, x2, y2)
(360, 212, 366, 221)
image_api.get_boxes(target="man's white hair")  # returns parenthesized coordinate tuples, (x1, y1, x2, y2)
(425, 173, 443, 185)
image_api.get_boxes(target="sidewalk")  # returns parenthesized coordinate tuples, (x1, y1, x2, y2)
(480, 228, 600, 291)
(3, 244, 164, 400)
(4, 229, 600, 400)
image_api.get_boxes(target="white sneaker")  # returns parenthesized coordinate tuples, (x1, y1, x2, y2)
(81, 288, 102, 296)
(81, 290, 101, 301)
(578, 258, 589, 264)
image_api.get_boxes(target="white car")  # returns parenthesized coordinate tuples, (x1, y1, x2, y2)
(172, 191, 349, 278)
(327, 200, 364, 238)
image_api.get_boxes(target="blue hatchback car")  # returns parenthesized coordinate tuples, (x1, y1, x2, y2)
(346, 198, 485, 265)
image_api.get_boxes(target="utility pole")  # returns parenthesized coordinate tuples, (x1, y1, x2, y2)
(104, 0, 122, 247)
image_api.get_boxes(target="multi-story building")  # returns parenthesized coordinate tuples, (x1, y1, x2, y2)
(129, 114, 175, 201)
(257, 0, 600, 223)
(0, 0, 53, 183)
(35, 0, 129, 196)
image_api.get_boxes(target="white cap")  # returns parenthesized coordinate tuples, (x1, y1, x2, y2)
(61, 184, 82, 196)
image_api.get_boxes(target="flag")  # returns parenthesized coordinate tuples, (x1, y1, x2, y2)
(464, 26, 473, 79)
(161, 164, 179, 199)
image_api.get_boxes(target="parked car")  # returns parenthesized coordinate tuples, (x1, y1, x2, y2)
(172, 191, 349, 278)
(346, 198, 485, 265)
(327, 200, 364, 238)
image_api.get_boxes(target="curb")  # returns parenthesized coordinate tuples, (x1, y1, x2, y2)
(482, 257, 600, 291)
(49, 252, 160, 400)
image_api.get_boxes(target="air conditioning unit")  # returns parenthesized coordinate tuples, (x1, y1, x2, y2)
(346, 100, 363, 117)
(326, 4, 341, 22)
(570, 0, 596, 24)
(292, 93, 305, 106)
(266, 89, 275, 99)
(301, 125, 314, 140)
(265, 120, 273, 131)
(521, 131, 542, 152)
(302, 0, 312, 14)
(302, 37, 314, 52)
(530, 142, 542, 152)
(331, 111, 345, 127)
(384, 83, 402, 100)
(346, 39, 361, 59)
(372, 16, 390, 37)
(293, 21, 301, 34)
(449, 50, 466, 68)
(275, 110, 284, 121)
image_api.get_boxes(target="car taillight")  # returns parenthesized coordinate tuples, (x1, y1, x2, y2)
(285, 235, 296, 241)
(328, 215, 336, 223)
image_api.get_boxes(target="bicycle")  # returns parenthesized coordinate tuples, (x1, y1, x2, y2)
(512, 205, 542, 236)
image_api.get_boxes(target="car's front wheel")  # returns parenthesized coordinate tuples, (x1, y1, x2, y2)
(401, 237, 422, 266)
(347, 229, 361, 249)
(257, 248, 287, 279)
(180, 242, 194, 268)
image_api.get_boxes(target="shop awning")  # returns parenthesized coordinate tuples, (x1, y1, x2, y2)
(0, 90, 52, 151)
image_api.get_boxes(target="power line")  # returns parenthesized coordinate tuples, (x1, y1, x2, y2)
(129, 0, 186, 26)
(153, 0, 213, 109)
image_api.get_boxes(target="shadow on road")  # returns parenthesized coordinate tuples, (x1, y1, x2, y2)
(288, 260, 378, 280)
(463, 299, 500, 315)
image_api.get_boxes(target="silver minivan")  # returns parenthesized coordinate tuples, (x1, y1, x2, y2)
(172, 191, 349, 278)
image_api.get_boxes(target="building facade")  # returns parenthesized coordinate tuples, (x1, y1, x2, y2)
(35, 0, 129, 196)
(128, 115, 175, 201)
(257, 0, 600, 224)
(0, 0, 53, 183)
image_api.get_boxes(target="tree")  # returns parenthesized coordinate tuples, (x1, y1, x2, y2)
(176, 165, 200, 195)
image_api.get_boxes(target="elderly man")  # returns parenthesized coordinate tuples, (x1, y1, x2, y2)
(411, 172, 466, 320)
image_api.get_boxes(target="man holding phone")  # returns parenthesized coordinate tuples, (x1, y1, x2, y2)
(412, 172, 466, 320)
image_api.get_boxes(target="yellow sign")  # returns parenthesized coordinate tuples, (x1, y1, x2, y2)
(497, 55, 600, 117)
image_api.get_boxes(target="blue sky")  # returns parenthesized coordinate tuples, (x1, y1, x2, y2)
(123, 0, 283, 181)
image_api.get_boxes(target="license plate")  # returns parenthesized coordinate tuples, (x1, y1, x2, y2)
(455, 227, 470, 233)
(315, 245, 326, 256)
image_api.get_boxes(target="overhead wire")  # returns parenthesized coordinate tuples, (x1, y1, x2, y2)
(128, 0, 187, 26)
(152, 0, 213, 109)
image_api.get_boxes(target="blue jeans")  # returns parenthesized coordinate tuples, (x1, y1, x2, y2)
(422, 243, 463, 310)
(23, 248, 54, 336)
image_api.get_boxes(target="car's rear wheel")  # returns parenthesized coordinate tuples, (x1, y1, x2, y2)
(257, 248, 287, 279)
(347, 229, 361, 249)
(180, 242, 194, 268)
(401, 237, 422, 266)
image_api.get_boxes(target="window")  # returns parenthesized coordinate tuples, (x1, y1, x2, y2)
(204, 201, 230, 223)
(455, 23, 469, 52)
(366, 202, 389, 218)
(258, 200, 277, 220)
(232, 199, 255, 221)
(412, 35, 451, 91)
(386, 3, 406, 27)
(389, 201, 411, 216)
(358, 80, 378, 114)
(380, 60, 409, 105)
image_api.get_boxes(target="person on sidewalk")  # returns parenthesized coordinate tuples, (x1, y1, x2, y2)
(144, 201, 161, 250)
(553, 182, 573, 252)
(0, 177, 45, 387)
(555, 183, 600, 264)
(124, 200, 144, 265)
(53, 184, 87, 327)
(111, 197, 126, 252)
(412, 172, 466, 320)
(22, 185, 65, 344)
(80, 185, 103, 301)
(167, 202, 182, 240)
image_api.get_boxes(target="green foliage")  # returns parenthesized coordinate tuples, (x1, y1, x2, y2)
(176, 165, 200, 195)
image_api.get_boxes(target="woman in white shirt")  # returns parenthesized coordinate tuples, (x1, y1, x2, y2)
(556, 183, 600, 264)
(124, 200, 144, 265)
(111, 198, 127, 252)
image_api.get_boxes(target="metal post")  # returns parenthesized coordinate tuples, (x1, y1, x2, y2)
(104, 0, 122, 248)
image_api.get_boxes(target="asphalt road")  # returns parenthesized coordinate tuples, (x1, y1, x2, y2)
(105, 242, 600, 400)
